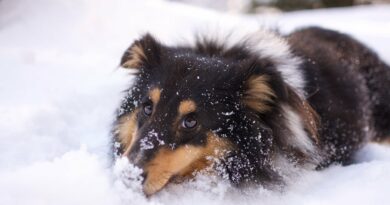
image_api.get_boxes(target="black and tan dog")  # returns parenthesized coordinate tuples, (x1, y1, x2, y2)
(112, 27, 390, 196)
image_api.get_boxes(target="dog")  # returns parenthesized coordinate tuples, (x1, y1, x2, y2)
(112, 27, 390, 196)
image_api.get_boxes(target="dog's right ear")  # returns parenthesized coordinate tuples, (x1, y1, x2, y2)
(120, 34, 161, 69)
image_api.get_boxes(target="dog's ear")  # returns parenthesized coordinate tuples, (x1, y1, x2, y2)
(239, 60, 320, 157)
(240, 60, 319, 139)
(240, 60, 278, 113)
(120, 33, 161, 69)
(242, 74, 276, 113)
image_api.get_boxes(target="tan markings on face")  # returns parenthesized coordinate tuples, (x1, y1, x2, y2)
(117, 109, 139, 156)
(149, 88, 161, 106)
(143, 132, 233, 196)
(178, 100, 196, 116)
(122, 43, 147, 68)
(177, 133, 232, 177)
(173, 99, 197, 137)
(244, 75, 276, 112)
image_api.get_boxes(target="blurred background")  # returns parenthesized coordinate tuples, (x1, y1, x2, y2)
(171, 0, 390, 13)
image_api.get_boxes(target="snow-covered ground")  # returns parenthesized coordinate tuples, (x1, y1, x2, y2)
(1, 0, 390, 204)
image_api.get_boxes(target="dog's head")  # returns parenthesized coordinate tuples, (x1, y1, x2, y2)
(113, 34, 319, 195)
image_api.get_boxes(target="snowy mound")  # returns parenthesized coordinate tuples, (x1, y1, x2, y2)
(1, 0, 390, 204)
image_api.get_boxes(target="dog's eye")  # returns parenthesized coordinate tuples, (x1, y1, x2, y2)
(143, 103, 153, 116)
(182, 116, 197, 129)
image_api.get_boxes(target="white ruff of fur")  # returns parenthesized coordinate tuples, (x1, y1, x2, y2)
(184, 29, 306, 96)
(269, 106, 321, 178)
(281, 105, 321, 167)
(246, 30, 305, 97)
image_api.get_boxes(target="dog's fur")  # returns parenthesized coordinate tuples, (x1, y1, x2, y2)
(112, 27, 390, 195)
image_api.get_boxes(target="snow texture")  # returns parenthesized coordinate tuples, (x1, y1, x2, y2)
(1, 0, 390, 204)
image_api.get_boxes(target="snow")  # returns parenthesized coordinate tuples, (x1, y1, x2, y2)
(1, 0, 390, 204)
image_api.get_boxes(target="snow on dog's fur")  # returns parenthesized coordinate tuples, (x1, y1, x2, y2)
(112, 27, 390, 196)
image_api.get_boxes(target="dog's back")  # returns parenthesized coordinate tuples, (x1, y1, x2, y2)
(113, 27, 390, 195)
(288, 27, 390, 165)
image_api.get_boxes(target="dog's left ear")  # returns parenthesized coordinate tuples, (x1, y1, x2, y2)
(120, 33, 161, 69)
(242, 74, 276, 113)
(240, 60, 278, 113)
(240, 61, 319, 142)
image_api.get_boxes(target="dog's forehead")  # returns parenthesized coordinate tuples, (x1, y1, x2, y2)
(163, 55, 235, 86)
(153, 79, 234, 117)
(146, 52, 240, 108)
(175, 53, 230, 70)
(157, 72, 222, 102)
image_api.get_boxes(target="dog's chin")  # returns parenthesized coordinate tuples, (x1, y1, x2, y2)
(142, 173, 173, 196)
(142, 173, 195, 196)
